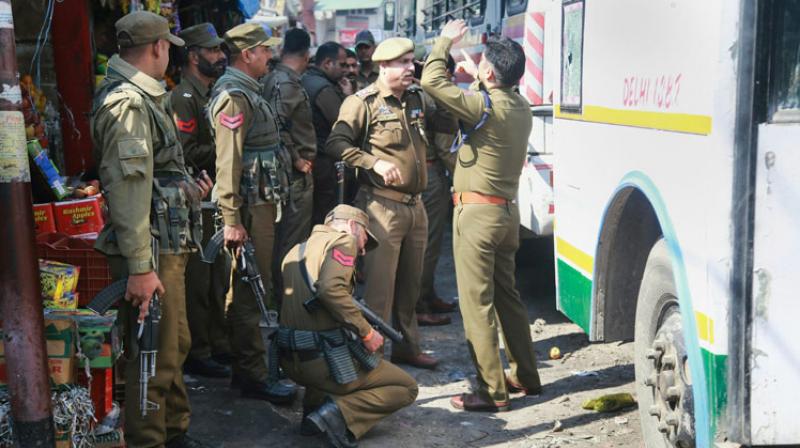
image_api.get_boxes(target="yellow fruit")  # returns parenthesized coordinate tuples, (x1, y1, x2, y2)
(549, 347, 561, 360)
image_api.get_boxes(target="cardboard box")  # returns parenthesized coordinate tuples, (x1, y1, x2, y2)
(0, 318, 77, 385)
(53, 196, 104, 236)
(45, 309, 120, 369)
(39, 259, 80, 305)
(33, 203, 57, 235)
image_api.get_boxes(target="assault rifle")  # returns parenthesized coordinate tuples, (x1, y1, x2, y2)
(303, 294, 404, 344)
(202, 229, 279, 327)
(87, 239, 161, 417)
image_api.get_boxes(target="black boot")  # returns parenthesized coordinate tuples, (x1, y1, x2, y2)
(183, 357, 231, 378)
(304, 397, 358, 448)
(300, 405, 322, 436)
(239, 377, 296, 405)
(165, 433, 216, 448)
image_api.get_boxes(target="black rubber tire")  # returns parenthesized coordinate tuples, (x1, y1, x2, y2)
(634, 239, 695, 448)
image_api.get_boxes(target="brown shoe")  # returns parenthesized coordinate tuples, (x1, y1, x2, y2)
(450, 393, 510, 412)
(429, 297, 457, 314)
(417, 313, 451, 326)
(506, 375, 542, 396)
(391, 353, 439, 370)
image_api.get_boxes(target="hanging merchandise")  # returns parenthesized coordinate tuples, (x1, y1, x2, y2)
(238, 0, 260, 18)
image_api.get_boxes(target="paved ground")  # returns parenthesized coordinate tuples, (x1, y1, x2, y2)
(185, 234, 643, 447)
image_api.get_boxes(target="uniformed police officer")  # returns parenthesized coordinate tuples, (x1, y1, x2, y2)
(354, 30, 378, 90)
(327, 38, 455, 370)
(91, 11, 213, 447)
(171, 22, 232, 379)
(301, 42, 350, 224)
(207, 22, 295, 404)
(416, 56, 458, 327)
(421, 19, 542, 412)
(262, 28, 316, 304)
(279, 205, 418, 448)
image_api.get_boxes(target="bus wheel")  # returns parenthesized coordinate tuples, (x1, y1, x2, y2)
(634, 239, 696, 448)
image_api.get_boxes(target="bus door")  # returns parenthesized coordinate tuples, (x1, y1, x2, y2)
(749, 1, 800, 444)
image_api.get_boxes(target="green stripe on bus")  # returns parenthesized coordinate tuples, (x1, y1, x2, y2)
(557, 259, 592, 333)
(701, 348, 727, 432)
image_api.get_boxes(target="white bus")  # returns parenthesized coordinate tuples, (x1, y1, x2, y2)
(550, 0, 800, 447)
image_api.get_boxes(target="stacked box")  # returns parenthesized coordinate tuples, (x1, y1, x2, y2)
(0, 319, 77, 385)
(53, 196, 104, 236)
(33, 203, 57, 235)
(39, 259, 80, 310)
(44, 309, 120, 369)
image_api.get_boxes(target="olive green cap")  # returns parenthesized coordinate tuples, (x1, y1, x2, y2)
(355, 29, 375, 48)
(325, 205, 379, 251)
(179, 23, 224, 48)
(115, 11, 184, 48)
(372, 37, 414, 62)
(223, 22, 282, 53)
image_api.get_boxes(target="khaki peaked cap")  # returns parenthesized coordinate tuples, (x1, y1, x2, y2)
(116, 11, 184, 48)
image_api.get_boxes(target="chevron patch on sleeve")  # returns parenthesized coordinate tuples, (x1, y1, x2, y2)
(219, 112, 244, 130)
(331, 248, 355, 267)
(176, 118, 197, 133)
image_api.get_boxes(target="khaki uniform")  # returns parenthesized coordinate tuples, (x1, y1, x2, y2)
(262, 62, 316, 297)
(421, 36, 541, 403)
(209, 66, 291, 383)
(355, 64, 379, 91)
(418, 93, 458, 313)
(171, 73, 231, 361)
(302, 66, 348, 223)
(326, 81, 440, 359)
(91, 54, 199, 447)
(279, 225, 417, 439)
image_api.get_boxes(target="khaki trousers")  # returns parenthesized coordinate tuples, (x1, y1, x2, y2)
(273, 173, 314, 305)
(185, 207, 231, 360)
(453, 202, 541, 403)
(418, 163, 451, 312)
(282, 356, 417, 439)
(110, 254, 191, 448)
(356, 190, 427, 358)
(226, 203, 276, 382)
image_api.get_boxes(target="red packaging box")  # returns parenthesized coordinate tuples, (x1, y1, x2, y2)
(78, 368, 114, 421)
(33, 203, 57, 235)
(53, 196, 104, 236)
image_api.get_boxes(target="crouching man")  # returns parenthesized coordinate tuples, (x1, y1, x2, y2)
(277, 205, 418, 447)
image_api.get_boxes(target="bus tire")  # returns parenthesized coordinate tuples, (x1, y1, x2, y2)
(634, 239, 696, 448)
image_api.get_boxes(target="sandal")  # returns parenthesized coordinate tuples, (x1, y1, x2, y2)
(450, 393, 510, 412)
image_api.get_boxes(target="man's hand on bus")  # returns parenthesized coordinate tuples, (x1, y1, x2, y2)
(441, 19, 468, 44)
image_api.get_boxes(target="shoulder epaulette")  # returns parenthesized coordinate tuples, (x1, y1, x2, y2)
(355, 86, 378, 99)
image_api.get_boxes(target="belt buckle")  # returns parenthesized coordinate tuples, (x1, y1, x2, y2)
(406, 194, 417, 206)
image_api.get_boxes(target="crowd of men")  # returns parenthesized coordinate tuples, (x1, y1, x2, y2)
(90, 10, 540, 448)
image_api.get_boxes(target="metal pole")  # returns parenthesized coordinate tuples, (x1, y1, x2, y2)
(0, 1, 56, 446)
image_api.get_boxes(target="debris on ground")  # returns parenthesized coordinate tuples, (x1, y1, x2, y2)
(582, 393, 637, 412)
(552, 420, 564, 432)
(549, 347, 562, 360)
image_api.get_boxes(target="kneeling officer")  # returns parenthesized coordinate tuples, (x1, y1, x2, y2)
(277, 205, 418, 447)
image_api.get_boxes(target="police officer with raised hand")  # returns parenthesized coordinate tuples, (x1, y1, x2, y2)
(91, 11, 213, 447)
(327, 38, 453, 370)
(421, 19, 542, 412)
(171, 22, 233, 380)
(278, 205, 418, 448)
(207, 22, 295, 404)
(301, 42, 350, 224)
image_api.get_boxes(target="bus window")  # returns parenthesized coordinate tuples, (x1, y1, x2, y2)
(506, 0, 528, 17)
(768, 1, 800, 123)
(560, 0, 584, 112)
(421, 0, 486, 34)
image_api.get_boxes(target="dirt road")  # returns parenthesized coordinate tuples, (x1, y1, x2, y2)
(186, 235, 643, 447)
